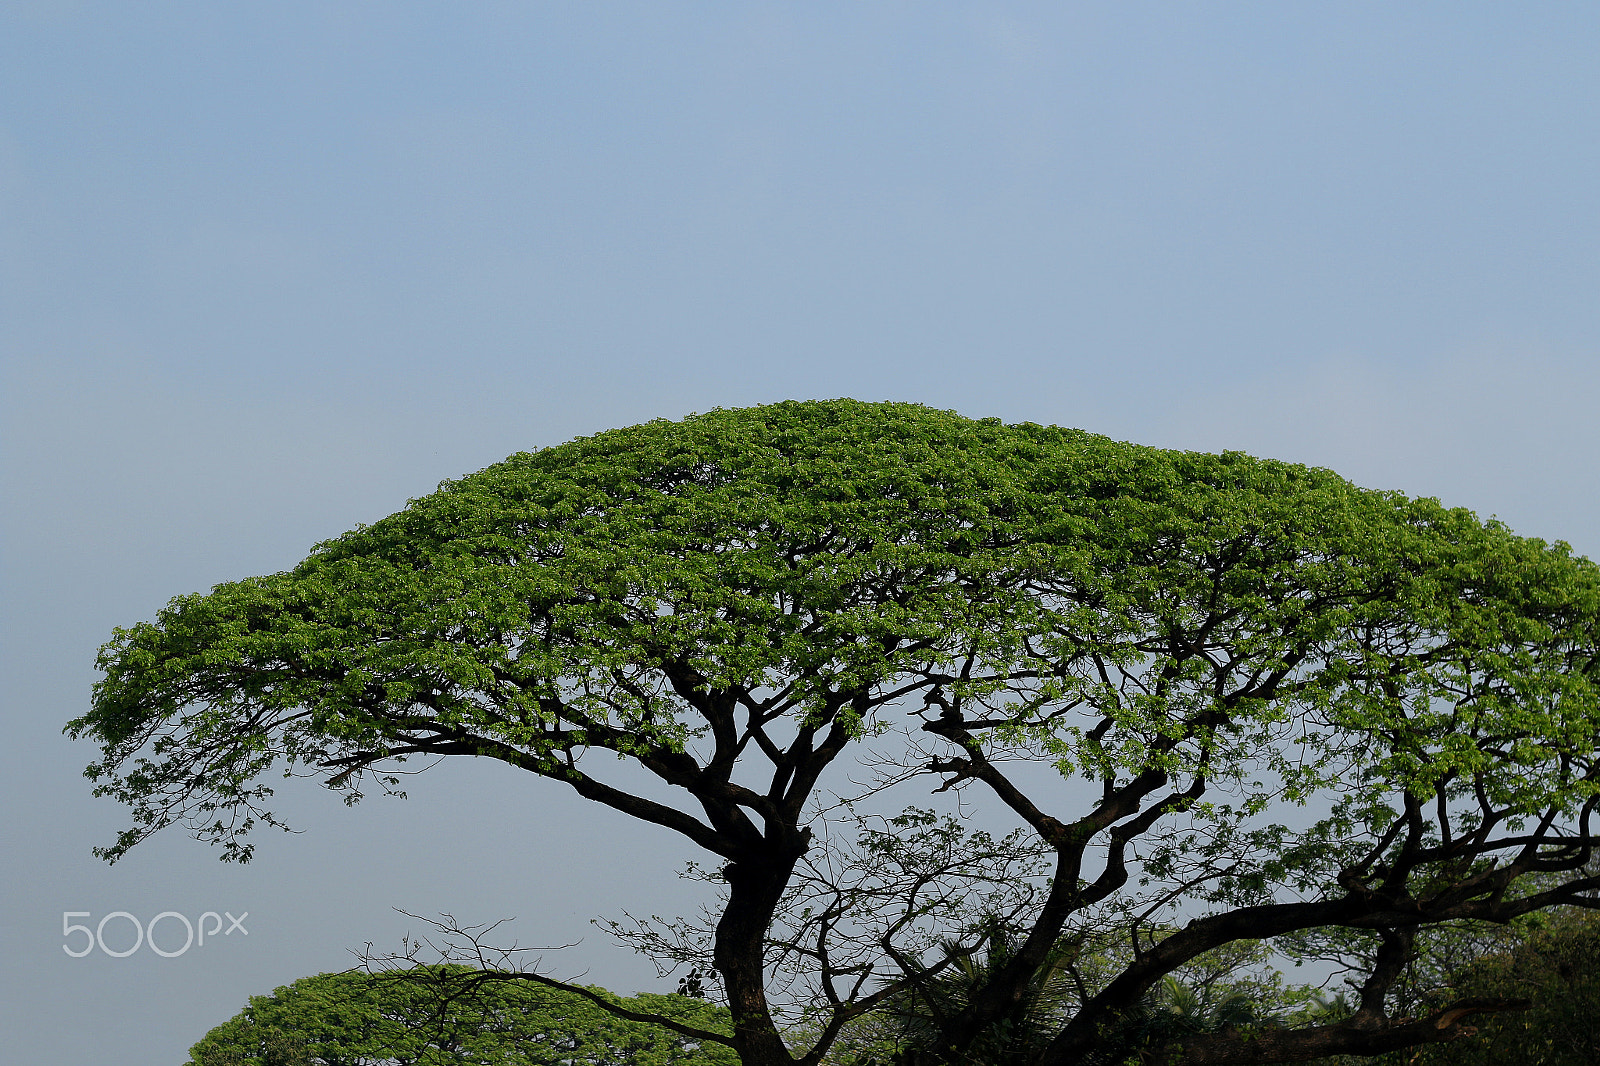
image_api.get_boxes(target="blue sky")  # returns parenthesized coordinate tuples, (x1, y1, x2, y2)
(3, 4, 1598, 1062)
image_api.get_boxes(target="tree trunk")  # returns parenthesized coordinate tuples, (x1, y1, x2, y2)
(716, 855, 800, 1066)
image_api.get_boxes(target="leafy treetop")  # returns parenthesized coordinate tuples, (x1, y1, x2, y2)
(186, 965, 737, 1066)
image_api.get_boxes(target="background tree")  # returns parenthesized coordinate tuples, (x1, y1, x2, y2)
(71, 401, 1600, 1066)
(186, 966, 737, 1066)
(1385, 909, 1600, 1066)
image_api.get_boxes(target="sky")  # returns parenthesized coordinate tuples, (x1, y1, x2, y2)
(2, 3, 1598, 1062)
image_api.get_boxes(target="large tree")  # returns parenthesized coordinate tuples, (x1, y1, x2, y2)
(71, 400, 1600, 1066)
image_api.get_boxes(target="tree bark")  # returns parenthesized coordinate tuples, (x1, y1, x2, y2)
(716, 852, 803, 1066)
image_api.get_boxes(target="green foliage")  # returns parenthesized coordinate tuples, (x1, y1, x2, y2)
(186, 966, 738, 1066)
(1402, 911, 1600, 1066)
(72, 400, 1600, 864)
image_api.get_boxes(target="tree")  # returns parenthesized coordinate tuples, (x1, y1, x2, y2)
(1397, 909, 1600, 1066)
(70, 400, 1600, 1066)
(186, 966, 737, 1066)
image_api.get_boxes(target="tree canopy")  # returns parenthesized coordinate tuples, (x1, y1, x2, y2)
(71, 400, 1600, 1066)
(185, 966, 736, 1066)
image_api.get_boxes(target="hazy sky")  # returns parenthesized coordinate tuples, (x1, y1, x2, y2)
(3, 4, 1599, 1063)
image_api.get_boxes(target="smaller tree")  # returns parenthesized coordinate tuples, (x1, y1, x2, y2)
(186, 966, 738, 1066)
(1401, 910, 1600, 1066)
